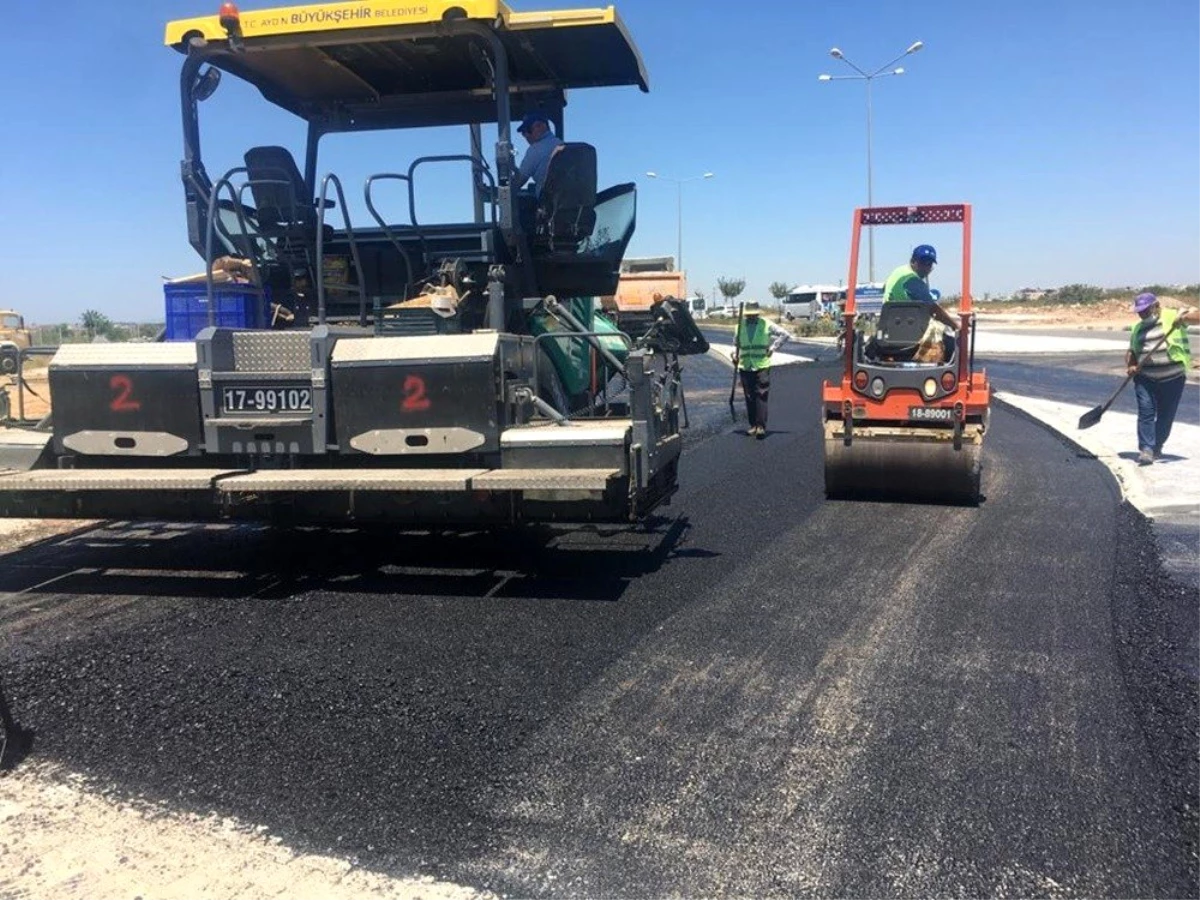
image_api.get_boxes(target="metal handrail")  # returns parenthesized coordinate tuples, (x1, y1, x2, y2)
(405, 155, 497, 230)
(531, 329, 633, 421)
(316, 172, 368, 326)
(364, 173, 418, 297)
(203, 168, 270, 323)
(12, 346, 57, 427)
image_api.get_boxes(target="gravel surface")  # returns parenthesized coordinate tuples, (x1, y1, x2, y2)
(1, 357, 1196, 898)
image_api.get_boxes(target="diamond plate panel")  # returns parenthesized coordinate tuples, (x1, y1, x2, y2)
(216, 469, 487, 492)
(231, 332, 310, 373)
(501, 422, 630, 447)
(332, 333, 499, 365)
(470, 469, 618, 491)
(0, 468, 238, 491)
(51, 342, 197, 368)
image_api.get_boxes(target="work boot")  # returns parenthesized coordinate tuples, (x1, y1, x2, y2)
(1137, 449, 1155, 466)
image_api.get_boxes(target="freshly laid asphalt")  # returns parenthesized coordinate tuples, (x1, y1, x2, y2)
(712, 325, 1200, 587)
(1, 325, 1196, 898)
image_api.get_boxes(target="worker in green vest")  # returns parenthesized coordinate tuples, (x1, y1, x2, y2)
(734, 301, 790, 438)
(1126, 292, 1198, 465)
(883, 244, 961, 359)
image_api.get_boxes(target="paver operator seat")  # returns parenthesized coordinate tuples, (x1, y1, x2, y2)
(242, 145, 362, 323)
(532, 142, 598, 252)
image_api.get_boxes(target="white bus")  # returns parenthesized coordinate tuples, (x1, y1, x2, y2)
(781, 284, 846, 321)
(683, 296, 708, 320)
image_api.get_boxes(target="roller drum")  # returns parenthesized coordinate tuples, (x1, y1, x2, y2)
(823, 423, 983, 505)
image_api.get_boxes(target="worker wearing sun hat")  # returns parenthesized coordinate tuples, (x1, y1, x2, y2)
(734, 301, 791, 438)
(1126, 292, 1199, 465)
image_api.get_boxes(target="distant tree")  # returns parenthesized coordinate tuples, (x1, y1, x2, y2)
(717, 277, 746, 304)
(768, 281, 791, 301)
(80, 309, 113, 341)
(1054, 284, 1103, 305)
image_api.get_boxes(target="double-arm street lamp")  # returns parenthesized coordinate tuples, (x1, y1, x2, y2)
(645, 171, 714, 271)
(819, 40, 923, 282)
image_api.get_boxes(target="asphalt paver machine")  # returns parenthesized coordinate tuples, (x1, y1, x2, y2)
(0, 0, 708, 526)
(822, 204, 991, 504)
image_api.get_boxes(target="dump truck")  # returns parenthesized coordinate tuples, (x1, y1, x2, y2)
(601, 257, 688, 339)
(822, 204, 991, 504)
(0, 310, 31, 375)
(0, 0, 708, 526)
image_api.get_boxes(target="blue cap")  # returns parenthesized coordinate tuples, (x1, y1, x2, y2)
(517, 111, 550, 133)
(912, 244, 937, 263)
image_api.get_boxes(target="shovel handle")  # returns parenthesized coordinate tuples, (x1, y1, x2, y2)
(728, 302, 746, 420)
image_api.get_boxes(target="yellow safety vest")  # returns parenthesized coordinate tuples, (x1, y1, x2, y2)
(736, 317, 773, 371)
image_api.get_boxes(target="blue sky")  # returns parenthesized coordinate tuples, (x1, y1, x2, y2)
(1, 0, 1196, 323)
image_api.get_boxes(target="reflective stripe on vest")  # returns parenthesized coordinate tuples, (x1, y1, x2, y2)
(883, 264, 919, 304)
(736, 317, 773, 371)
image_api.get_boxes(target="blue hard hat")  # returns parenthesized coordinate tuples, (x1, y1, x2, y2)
(517, 111, 550, 133)
(912, 244, 937, 263)
(1134, 292, 1158, 313)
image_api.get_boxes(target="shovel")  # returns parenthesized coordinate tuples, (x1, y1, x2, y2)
(728, 301, 745, 421)
(1078, 321, 1181, 430)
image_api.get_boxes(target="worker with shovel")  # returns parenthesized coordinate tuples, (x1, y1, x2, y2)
(1126, 293, 1198, 465)
(733, 301, 790, 438)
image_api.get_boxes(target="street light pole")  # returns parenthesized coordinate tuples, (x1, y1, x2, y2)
(819, 40, 923, 283)
(676, 181, 683, 272)
(865, 76, 874, 221)
(645, 171, 714, 272)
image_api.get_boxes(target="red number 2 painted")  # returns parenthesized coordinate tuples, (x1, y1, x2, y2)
(401, 374, 431, 412)
(109, 374, 142, 412)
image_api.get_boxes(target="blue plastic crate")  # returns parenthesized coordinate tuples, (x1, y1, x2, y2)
(163, 283, 266, 341)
